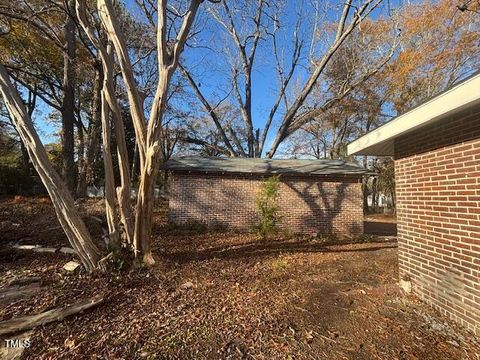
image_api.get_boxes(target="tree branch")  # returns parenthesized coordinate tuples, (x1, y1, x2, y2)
(179, 64, 238, 157)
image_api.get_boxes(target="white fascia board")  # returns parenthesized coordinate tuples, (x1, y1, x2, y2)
(347, 73, 480, 156)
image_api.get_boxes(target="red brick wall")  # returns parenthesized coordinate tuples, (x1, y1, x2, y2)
(169, 172, 363, 237)
(395, 110, 480, 335)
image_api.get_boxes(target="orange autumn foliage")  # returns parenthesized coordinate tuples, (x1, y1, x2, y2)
(387, 0, 480, 112)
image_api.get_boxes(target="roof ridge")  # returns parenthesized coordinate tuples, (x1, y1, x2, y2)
(163, 156, 370, 176)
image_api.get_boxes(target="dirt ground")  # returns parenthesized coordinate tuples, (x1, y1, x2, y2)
(364, 213, 397, 224)
(1, 197, 479, 359)
(364, 213, 397, 237)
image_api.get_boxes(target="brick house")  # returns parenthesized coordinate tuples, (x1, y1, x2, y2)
(348, 73, 480, 335)
(164, 157, 368, 237)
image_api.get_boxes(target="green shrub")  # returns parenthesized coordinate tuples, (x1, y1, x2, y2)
(255, 175, 282, 241)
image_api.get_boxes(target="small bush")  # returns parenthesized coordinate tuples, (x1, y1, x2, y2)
(104, 242, 135, 272)
(255, 175, 282, 241)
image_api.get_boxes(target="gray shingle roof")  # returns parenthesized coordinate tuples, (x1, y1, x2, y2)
(163, 156, 369, 176)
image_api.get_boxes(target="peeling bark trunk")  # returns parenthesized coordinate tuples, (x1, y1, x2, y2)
(76, 1, 133, 244)
(100, 87, 120, 245)
(110, 96, 134, 244)
(92, 0, 201, 264)
(97, 0, 147, 168)
(104, 45, 134, 244)
(0, 64, 103, 272)
(133, 71, 172, 264)
(133, 147, 161, 264)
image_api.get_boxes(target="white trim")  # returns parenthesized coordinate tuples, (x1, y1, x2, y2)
(347, 73, 480, 156)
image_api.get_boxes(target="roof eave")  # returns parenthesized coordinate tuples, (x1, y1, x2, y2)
(166, 169, 370, 177)
(347, 73, 480, 156)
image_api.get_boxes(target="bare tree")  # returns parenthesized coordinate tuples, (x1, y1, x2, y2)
(0, 0, 212, 269)
(77, 0, 213, 265)
(181, 0, 396, 158)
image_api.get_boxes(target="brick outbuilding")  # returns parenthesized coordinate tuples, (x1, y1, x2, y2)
(348, 73, 480, 335)
(164, 157, 368, 237)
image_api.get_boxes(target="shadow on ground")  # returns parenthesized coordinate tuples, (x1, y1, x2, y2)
(364, 221, 397, 236)
(161, 238, 397, 264)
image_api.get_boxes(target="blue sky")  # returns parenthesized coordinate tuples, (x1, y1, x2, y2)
(176, 0, 403, 155)
(34, 0, 407, 154)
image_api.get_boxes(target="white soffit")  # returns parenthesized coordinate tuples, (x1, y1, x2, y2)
(347, 73, 480, 156)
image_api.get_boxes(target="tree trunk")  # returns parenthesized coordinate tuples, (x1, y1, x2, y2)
(100, 87, 120, 245)
(131, 141, 138, 186)
(0, 64, 103, 272)
(75, 2, 133, 244)
(104, 45, 134, 244)
(362, 156, 369, 213)
(133, 74, 170, 264)
(77, 65, 103, 198)
(20, 142, 30, 174)
(133, 150, 160, 265)
(97, 0, 202, 264)
(372, 177, 378, 212)
(76, 117, 85, 179)
(0, 295, 103, 336)
(61, 2, 77, 193)
(391, 190, 396, 215)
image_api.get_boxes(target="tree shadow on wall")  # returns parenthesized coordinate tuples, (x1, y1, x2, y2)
(284, 181, 350, 234)
(169, 174, 252, 226)
(168, 177, 360, 237)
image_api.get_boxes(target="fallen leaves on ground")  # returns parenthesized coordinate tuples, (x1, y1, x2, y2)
(0, 197, 478, 359)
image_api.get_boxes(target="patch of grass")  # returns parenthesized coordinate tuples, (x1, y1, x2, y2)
(271, 258, 289, 273)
